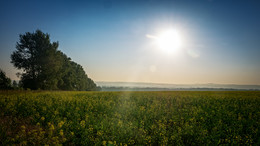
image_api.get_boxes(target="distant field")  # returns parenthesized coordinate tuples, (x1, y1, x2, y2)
(0, 91, 260, 145)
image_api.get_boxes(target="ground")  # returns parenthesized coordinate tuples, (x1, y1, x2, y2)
(0, 91, 260, 145)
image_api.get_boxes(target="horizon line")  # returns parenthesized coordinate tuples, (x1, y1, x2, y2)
(96, 81, 260, 86)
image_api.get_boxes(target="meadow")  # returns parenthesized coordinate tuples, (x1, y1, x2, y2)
(0, 91, 259, 145)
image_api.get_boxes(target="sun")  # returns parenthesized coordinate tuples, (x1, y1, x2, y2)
(146, 28, 183, 54)
(156, 29, 182, 53)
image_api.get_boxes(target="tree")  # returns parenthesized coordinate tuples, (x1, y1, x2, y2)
(11, 30, 60, 89)
(0, 69, 12, 89)
(12, 80, 18, 89)
(11, 30, 98, 91)
(55, 51, 98, 91)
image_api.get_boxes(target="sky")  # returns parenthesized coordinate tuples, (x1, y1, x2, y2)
(0, 0, 260, 85)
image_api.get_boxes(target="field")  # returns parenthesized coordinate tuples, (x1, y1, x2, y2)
(0, 91, 260, 145)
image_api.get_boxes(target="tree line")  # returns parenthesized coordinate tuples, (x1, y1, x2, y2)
(1, 30, 100, 91)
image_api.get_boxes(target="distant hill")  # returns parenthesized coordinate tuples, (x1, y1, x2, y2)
(96, 81, 260, 91)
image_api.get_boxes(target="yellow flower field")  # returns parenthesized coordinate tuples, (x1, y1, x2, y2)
(0, 91, 259, 145)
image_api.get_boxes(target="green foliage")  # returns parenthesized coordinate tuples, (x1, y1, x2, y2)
(0, 91, 260, 145)
(0, 69, 12, 89)
(10, 30, 98, 91)
(12, 81, 18, 89)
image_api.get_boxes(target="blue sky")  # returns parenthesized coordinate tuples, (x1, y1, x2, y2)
(0, 0, 260, 84)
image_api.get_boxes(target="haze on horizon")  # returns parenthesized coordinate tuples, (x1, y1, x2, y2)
(1, 0, 260, 85)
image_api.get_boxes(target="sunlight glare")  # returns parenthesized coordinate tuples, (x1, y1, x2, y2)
(156, 29, 182, 53)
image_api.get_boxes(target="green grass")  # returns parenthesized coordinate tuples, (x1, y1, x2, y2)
(0, 91, 260, 145)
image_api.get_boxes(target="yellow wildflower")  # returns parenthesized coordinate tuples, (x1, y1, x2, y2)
(49, 124, 55, 131)
(80, 120, 86, 128)
(59, 130, 64, 136)
(97, 131, 102, 136)
(21, 125, 26, 129)
(58, 121, 65, 128)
